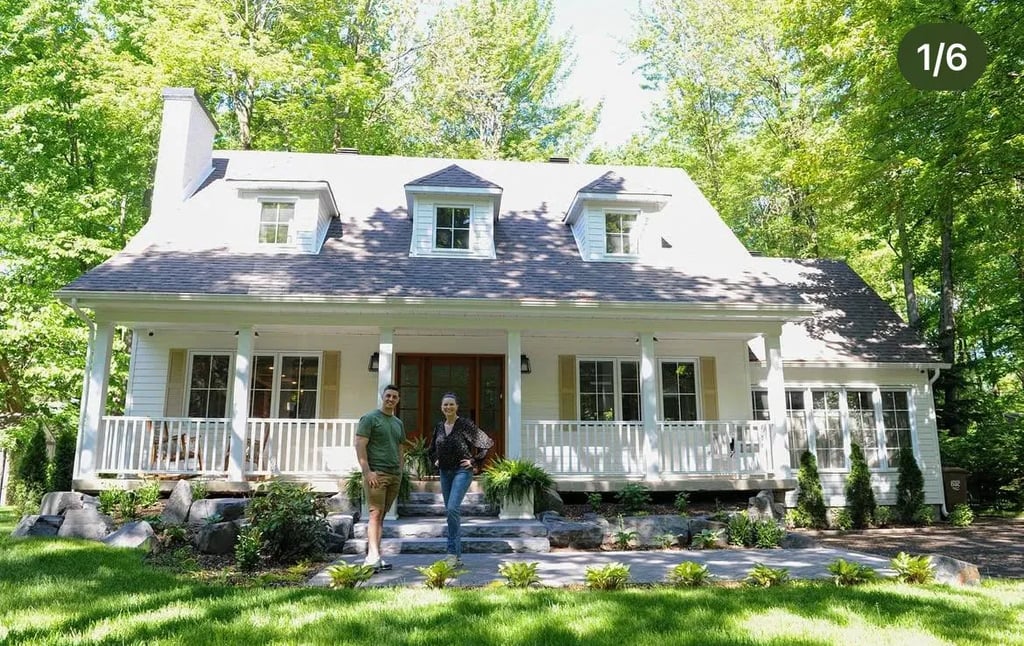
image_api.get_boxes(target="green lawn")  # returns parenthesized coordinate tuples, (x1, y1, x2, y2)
(2, 507, 1023, 646)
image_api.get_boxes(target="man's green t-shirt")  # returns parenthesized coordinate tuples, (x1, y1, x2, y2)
(356, 409, 405, 475)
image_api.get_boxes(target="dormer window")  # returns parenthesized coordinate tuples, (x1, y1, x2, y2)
(259, 201, 295, 244)
(605, 211, 638, 255)
(435, 206, 471, 250)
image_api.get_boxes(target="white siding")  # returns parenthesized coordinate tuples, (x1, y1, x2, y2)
(409, 197, 495, 258)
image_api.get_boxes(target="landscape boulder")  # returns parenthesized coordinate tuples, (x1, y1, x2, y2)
(57, 507, 115, 540)
(930, 554, 982, 586)
(161, 480, 193, 525)
(188, 498, 249, 525)
(102, 521, 156, 551)
(539, 512, 604, 549)
(615, 514, 691, 548)
(196, 520, 244, 554)
(325, 492, 359, 515)
(39, 491, 85, 516)
(325, 513, 354, 539)
(11, 515, 64, 538)
(747, 490, 785, 522)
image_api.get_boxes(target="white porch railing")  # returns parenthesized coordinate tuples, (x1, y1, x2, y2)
(522, 419, 774, 478)
(96, 417, 360, 478)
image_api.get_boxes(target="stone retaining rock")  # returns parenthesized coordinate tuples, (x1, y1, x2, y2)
(748, 489, 785, 523)
(325, 513, 354, 538)
(325, 492, 358, 515)
(540, 512, 604, 549)
(11, 514, 64, 538)
(57, 507, 115, 540)
(325, 531, 347, 553)
(161, 480, 193, 525)
(40, 491, 85, 516)
(197, 520, 244, 554)
(931, 554, 982, 586)
(188, 498, 249, 525)
(102, 521, 156, 550)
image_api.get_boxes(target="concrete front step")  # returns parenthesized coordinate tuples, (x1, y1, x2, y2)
(405, 491, 489, 504)
(352, 518, 548, 539)
(342, 536, 551, 555)
(398, 502, 497, 517)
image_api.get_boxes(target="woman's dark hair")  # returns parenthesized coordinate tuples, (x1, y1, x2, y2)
(440, 392, 459, 404)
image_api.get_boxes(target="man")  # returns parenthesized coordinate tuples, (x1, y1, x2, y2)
(354, 383, 405, 571)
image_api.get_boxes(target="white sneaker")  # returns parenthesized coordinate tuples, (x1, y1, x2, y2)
(444, 555, 462, 566)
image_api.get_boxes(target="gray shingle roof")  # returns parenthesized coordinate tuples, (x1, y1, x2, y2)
(405, 164, 501, 190)
(578, 171, 661, 195)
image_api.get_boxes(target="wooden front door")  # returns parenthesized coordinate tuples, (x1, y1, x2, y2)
(396, 355, 504, 461)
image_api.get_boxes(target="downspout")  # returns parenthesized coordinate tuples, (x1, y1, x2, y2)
(68, 298, 96, 482)
(927, 367, 947, 516)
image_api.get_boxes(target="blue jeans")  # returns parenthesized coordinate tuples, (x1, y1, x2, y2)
(439, 467, 473, 557)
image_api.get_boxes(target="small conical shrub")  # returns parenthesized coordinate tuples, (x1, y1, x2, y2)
(845, 443, 876, 529)
(17, 423, 49, 493)
(796, 451, 828, 528)
(895, 449, 925, 523)
(50, 429, 77, 492)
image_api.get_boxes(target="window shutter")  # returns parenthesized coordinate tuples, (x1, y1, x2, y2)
(699, 356, 718, 420)
(164, 349, 187, 416)
(319, 351, 341, 418)
(558, 355, 577, 420)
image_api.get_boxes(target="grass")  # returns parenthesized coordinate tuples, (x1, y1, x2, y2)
(2, 507, 1024, 645)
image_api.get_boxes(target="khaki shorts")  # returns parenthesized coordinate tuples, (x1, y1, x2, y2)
(365, 472, 401, 514)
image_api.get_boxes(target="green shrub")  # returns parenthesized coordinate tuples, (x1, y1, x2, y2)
(845, 443, 876, 529)
(498, 561, 541, 588)
(97, 489, 120, 515)
(674, 491, 689, 514)
(404, 436, 432, 479)
(666, 561, 711, 588)
(890, 552, 934, 584)
(416, 558, 465, 589)
(753, 520, 785, 548)
(9, 481, 43, 517)
(690, 528, 724, 549)
(785, 508, 808, 528)
(50, 429, 76, 492)
(246, 481, 328, 565)
(913, 503, 935, 526)
(827, 558, 877, 586)
(586, 492, 603, 509)
(795, 451, 828, 528)
(615, 483, 651, 513)
(235, 525, 263, 571)
(190, 480, 209, 501)
(136, 479, 161, 508)
(17, 424, 49, 493)
(584, 563, 630, 590)
(873, 505, 893, 527)
(727, 512, 754, 547)
(326, 562, 375, 588)
(745, 563, 789, 587)
(949, 503, 974, 527)
(895, 449, 925, 523)
(481, 458, 553, 508)
(831, 508, 853, 531)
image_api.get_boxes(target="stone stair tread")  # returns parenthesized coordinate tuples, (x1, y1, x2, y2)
(351, 518, 548, 539)
(342, 536, 551, 555)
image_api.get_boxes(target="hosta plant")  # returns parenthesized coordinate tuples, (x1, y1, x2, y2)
(745, 563, 789, 588)
(326, 563, 375, 588)
(415, 558, 465, 589)
(584, 563, 631, 590)
(891, 552, 934, 584)
(498, 561, 541, 588)
(827, 558, 877, 586)
(666, 561, 711, 588)
(690, 528, 724, 550)
(654, 532, 677, 549)
(612, 515, 637, 550)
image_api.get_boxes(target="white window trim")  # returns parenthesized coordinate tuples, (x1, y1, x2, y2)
(256, 198, 298, 246)
(576, 357, 642, 421)
(603, 209, 641, 258)
(753, 385, 917, 472)
(432, 204, 475, 253)
(251, 351, 323, 419)
(657, 357, 702, 421)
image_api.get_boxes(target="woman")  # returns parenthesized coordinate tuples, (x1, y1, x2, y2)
(428, 392, 493, 565)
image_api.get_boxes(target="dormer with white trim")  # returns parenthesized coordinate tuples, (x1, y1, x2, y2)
(226, 179, 339, 254)
(564, 172, 671, 262)
(405, 165, 503, 259)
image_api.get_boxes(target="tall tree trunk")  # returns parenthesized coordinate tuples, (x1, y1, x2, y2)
(938, 192, 961, 434)
(895, 200, 920, 330)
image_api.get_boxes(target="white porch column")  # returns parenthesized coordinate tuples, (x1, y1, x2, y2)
(79, 321, 114, 478)
(72, 323, 95, 479)
(376, 328, 395, 398)
(639, 333, 660, 479)
(765, 330, 792, 478)
(505, 331, 522, 459)
(228, 327, 254, 480)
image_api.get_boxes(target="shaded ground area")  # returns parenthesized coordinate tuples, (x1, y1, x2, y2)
(795, 517, 1024, 579)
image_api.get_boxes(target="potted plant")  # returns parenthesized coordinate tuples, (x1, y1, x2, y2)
(481, 458, 553, 520)
(404, 437, 433, 480)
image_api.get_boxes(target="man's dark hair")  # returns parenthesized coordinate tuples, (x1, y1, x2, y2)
(382, 384, 400, 395)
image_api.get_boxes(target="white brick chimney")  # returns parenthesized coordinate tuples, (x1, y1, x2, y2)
(151, 88, 217, 217)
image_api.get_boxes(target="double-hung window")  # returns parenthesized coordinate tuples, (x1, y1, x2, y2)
(660, 360, 698, 421)
(259, 201, 295, 244)
(435, 206, 471, 250)
(249, 353, 321, 419)
(605, 212, 638, 255)
(752, 390, 808, 466)
(578, 358, 641, 421)
(187, 353, 231, 417)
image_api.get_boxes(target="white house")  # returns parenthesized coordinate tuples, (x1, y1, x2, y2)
(58, 88, 948, 508)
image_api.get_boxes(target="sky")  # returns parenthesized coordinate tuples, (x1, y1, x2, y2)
(548, 0, 658, 148)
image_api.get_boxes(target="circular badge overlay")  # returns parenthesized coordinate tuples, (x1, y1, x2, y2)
(898, 23, 986, 91)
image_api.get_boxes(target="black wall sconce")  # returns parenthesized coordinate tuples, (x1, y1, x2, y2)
(520, 354, 532, 374)
(234, 330, 259, 337)
(368, 352, 380, 372)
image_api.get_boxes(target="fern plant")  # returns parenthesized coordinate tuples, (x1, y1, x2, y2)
(666, 561, 711, 588)
(584, 563, 631, 590)
(498, 561, 541, 588)
(827, 559, 877, 586)
(481, 458, 553, 507)
(890, 552, 934, 584)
